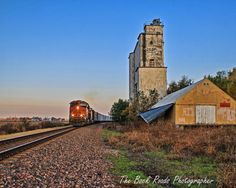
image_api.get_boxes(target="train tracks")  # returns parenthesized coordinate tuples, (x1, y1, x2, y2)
(0, 126, 76, 161)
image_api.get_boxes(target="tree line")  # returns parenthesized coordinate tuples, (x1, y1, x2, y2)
(206, 69, 236, 100)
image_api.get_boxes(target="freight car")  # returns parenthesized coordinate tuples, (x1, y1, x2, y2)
(69, 100, 111, 126)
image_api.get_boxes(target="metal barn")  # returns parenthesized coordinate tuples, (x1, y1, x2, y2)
(140, 78, 236, 126)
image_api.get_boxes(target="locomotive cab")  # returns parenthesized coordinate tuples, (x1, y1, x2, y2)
(69, 100, 90, 126)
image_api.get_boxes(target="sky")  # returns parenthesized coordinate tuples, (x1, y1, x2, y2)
(0, 0, 236, 118)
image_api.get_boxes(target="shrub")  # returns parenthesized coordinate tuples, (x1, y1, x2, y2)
(0, 123, 21, 134)
(0, 121, 65, 135)
(217, 163, 236, 187)
(106, 121, 236, 161)
(41, 121, 55, 128)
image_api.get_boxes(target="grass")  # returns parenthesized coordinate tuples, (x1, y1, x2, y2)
(108, 151, 162, 188)
(101, 129, 122, 141)
(108, 149, 217, 187)
(144, 151, 217, 187)
(109, 151, 146, 179)
(145, 151, 217, 177)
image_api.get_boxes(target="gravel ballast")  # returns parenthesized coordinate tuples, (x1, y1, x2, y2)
(0, 124, 117, 188)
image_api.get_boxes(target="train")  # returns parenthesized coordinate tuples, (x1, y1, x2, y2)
(69, 100, 112, 126)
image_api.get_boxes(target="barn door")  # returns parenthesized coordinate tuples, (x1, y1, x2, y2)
(196, 105, 216, 124)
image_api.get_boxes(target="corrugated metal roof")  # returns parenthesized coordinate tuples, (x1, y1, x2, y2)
(140, 104, 173, 124)
(151, 80, 202, 109)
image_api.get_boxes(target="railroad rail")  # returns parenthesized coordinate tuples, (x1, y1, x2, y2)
(0, 126, 76, 161)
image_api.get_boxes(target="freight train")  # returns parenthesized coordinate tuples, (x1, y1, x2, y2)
(69, 100, 111, 126)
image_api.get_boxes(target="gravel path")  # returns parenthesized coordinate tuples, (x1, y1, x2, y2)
(0, 124, 117, 188)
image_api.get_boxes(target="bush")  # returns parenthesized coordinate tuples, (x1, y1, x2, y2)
(217, 163, 236, 187)
(40, 121, 64, 129)
(41, 121, 56, 128)
(106, 121, 236, 161)
(0, 123, 21, 134)
(0, 121, 65, 135)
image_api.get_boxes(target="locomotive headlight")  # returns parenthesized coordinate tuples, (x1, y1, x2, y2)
(76, 106, 80, 110)
(80, 114, 83, 117)
(71, 114, 75, 117)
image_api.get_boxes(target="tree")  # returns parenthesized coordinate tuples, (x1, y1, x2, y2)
(228, 68, 236, 99)
(137, 91, 149, 112)
(148, 88, 160, 108)
(228, 68, 236, 80)
(229, 80, 236, 99)
(167, 76, 194, 94)
(206, 68, 236, 99)
(167, 81, 178, 94)
(206, 71, 229, 92)
(110, 99, 129, 122)
(127, 89, 159, 121)
(110, 89, 159, 123)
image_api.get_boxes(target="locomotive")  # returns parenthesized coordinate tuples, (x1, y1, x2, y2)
(69, 100, 111, 126)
